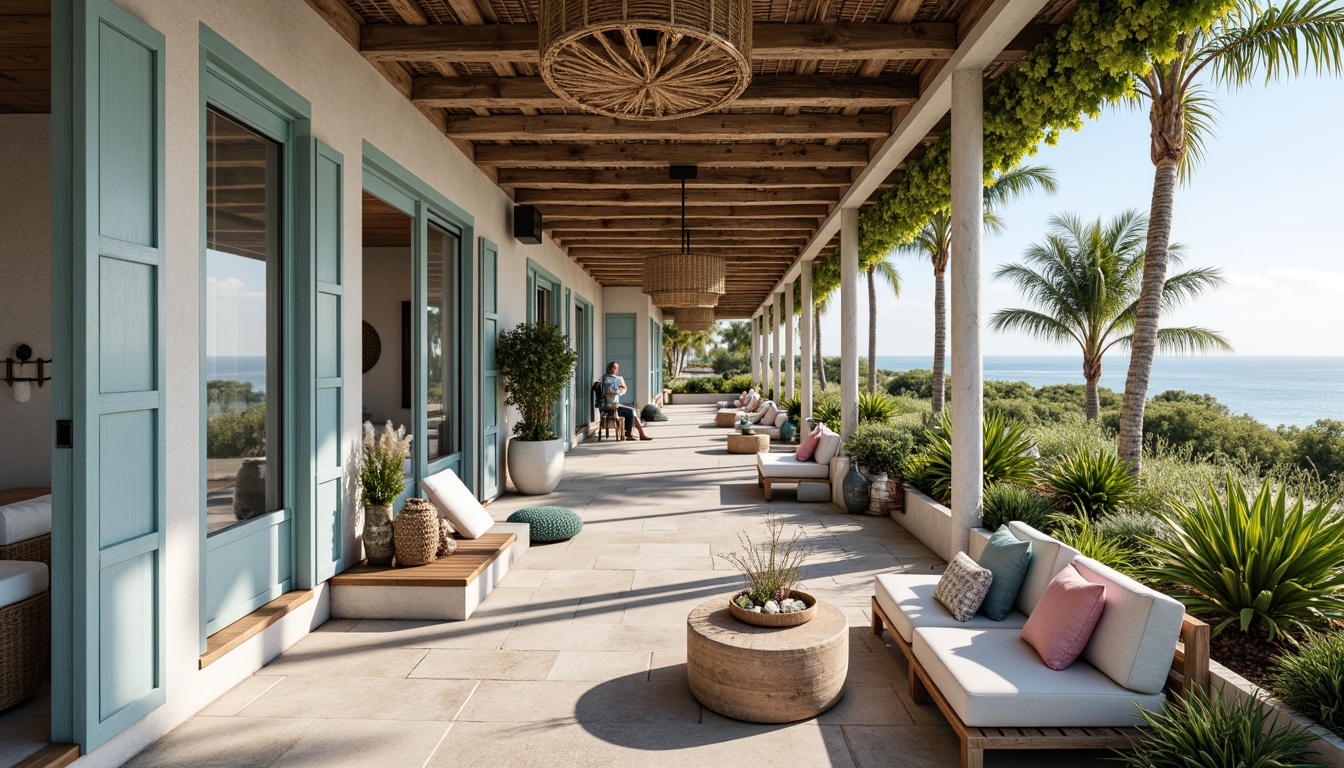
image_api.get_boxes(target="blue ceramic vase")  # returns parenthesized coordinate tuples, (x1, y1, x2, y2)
(779, 418, 798, 444)
(842, 462, 870, 514)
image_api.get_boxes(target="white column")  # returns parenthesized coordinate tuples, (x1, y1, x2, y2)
(750, 313, 759, 387)
(800, 261, 814, 421)
(759, 307, 770, 393)
(950, 67, 985, 557)
(840, 207, 860, 440)
(784, 283, 796, 401)
(772, 292, 783, 401)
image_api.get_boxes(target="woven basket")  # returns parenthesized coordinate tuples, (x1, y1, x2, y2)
(394, 498, 440, 567)
(728, 590, 816, 628)
(0, 533, 51, 567)
(0, 591, 49, 711)
(671, 307, 716, 330)
(642, 252, 725, 295)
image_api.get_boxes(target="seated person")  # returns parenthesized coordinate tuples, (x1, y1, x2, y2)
(602, 362, 653, 441)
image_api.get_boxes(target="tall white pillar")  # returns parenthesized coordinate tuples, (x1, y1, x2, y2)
(772, 292, 783, 401)
(840, 207, 860, 440)
(800, 261, 814, 421)
(950, 67, 985, 557)
(759, 306, 770, 394)
(784, 282, 796, 401)
(750, 313, 759, 387)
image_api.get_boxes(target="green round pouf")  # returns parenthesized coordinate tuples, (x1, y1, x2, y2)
(507, 506, 583, 543)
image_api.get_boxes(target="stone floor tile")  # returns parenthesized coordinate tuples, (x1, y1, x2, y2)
(268, 718, 450, 768)
(496, 569, 548, 588)
(345, 618, 516, 650)
(594, 554, 716, 570)
(547, 651, 652, 681)
(198, 676, 283, 717)
(457, 680, 700, 724)
(410, 649, 560, 681)
(649, 652, 687, 683)
(638, 543, 712, 556)
(238, 676, 478, 721)
(259, 633, 429, 678)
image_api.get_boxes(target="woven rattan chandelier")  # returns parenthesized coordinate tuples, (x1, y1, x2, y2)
(670, 306, 716, 331)
(538, 0, 752, 120)
(642, 166, 725, 308)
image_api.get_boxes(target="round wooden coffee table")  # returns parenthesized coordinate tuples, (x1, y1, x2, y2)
(726, 432, 769, 454)
(686, 596, 848, 723)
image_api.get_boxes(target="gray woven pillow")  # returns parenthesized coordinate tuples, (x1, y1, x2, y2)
(933, 552, 995, 621)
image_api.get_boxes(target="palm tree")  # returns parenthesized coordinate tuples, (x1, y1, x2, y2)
(715, 320, 751, 356)
(896, 165, 1058, 413)
(813, 281, 835, 390)
(866, 258, 901, 392)
(662, 322, 712, 379)
(1120, 0, 1344, 472)
(992, 211, 1230, 421)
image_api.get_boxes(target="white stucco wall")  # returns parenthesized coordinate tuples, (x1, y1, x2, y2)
(360, 246, 412, 428)
(0, 114, 53, 489)
(65, 1, 608, 765)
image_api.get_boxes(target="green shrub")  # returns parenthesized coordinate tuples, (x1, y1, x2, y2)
(722, 373, 753, 393)
(1028, 417, 1114, 467)
(1094, 511, 1165, 553)
(1272, 631, 1344, 739)
(709, 349, 750, 376)
(1050, 511, 1142, 575)
(206, 404, 266, 458)
(982, 484, 1054, 532)
(844, 422, 917, 477)
(1102, 397, 1292, 469)
(1145, 478, 1344, 640)
(1284, 418, 1344, 482)
(911, 412, 1037, 503)
(885, 369, 936, 399)
(1118, 686, 1319, 768)
(1044, 449, 1137, 519)
(858, 391, 897, 423)
(497, 321, 577, 441)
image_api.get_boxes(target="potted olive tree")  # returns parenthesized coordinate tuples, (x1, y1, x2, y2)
(496, 321, 578, 495)
(844, 423, 917, 516)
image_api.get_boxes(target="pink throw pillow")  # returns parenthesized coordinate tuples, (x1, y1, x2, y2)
(1020, 564, 1106, 670)
(795, 424, 824, 461)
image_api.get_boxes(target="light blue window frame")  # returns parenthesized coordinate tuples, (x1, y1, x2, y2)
(525, 259, 566, 443)
(572, 293, 594, 433)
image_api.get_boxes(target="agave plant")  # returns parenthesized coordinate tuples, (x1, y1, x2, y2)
(1145, 478, 1344, 640)
(1045, 449, 1137, 519)
(858, 391, 897, 423)
(982, 484, 1055, 532)
(811, 402, 842, 432)
(1050, 510, 1143, 575)
(913, 412, 1037, 503)
(1118, 686, 1318, 768)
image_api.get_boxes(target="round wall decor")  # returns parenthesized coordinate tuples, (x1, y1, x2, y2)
(362, 321, 382, 373)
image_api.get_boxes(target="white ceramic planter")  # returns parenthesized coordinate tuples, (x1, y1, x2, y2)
(507, 437, 565, 495)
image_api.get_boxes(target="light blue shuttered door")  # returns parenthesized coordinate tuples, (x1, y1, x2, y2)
(298, 140, 345, 585)
(56, 0, 167, 751)
(605, 314, 638, 404)
(480, 240, 500, 500)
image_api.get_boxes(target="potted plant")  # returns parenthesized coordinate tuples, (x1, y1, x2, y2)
(844, 423, 916, 516)
(717, 516, 815, 627)
(496, 321, 578, 495)
(360, 420, 413, 565)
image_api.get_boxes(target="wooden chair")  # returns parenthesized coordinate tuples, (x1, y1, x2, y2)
(591, 381, 623, 441)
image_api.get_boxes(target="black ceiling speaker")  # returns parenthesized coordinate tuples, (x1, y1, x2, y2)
(514, 204, 543, 244)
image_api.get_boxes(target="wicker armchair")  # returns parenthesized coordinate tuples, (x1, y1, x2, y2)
(0, 561, 49, 711)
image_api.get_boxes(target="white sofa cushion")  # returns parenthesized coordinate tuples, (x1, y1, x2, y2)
(750, 402, 778, 425)
(874, 573, 1027, 643)
(757, 453, 830, 480)
(421, 469, 495, 539)
(913, 626, 1166, 728)
(813, 428, 842, 465)
(1073, 556, 1186, 694)
(774, 412, 788, 428)
(0, 560, 48, 608)
(1009, 521, 1079, 615)
(0, 494, 52, 546)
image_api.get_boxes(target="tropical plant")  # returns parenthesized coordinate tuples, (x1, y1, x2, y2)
(991, 211, 1230, 421)
(811, 402, 842, 433)
(865, 255, 901, 393)
(1094, 511, 1166, 553)
(359, 420, 413, 507)
(911, 412, 1038, 503)
(1044, 448, 1139, 519)
(894, 165, 1057, 414)
(1145, 478, 1344, 640)
(844, 422, 917, 477)
(858, 391, 898, 423)
(981, 484, 1055, 532)
(1051, 511, 1143, 574)
(1119, 686, 1319, 768)
(1272, 630, 1344, 739)
(662, 322, 713, 380)
(717, 515, 811, 607)
(715, 319, 752, 356)
(811, 275, 835, 390)
(1119, 0, 1344, 474)
(496, 321, 578, 442)
(779, 396, 803, 424)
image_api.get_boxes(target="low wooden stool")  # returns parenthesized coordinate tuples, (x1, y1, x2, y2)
(714, 411, 739, 428)
(726, 432, 769, 454)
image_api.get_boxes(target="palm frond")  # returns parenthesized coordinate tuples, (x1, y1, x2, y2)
(1179, 86, 1223, 181)
(870, 258, 901, 296)
(1161, 267, 1228, 309)
(989, 308, 1082, 347)
(1199, 0, 1344, 88)
(1153, 326, 1235, 355)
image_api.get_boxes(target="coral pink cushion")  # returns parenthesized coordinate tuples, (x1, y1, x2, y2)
(1020, 564, 1106, 670)
(795, 424, 824, 462)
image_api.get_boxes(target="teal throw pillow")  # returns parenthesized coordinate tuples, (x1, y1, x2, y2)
(975, 525, 1032, 620)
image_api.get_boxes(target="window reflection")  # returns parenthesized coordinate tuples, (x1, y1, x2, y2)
(427, 222, 459, 462)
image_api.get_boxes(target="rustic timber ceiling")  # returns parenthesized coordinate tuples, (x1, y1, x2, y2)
(322, 0, 1074, 317)
(0, 0, 50, 114)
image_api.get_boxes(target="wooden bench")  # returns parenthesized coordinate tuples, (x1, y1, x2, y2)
(871, 597, 1209, 768)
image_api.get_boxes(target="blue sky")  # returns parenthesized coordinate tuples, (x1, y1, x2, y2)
(818, 73, 1344, 358)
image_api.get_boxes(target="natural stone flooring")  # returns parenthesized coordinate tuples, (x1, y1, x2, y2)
(127, 404, 1107, 767)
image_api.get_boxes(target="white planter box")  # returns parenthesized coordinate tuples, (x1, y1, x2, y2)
(1209, 660, 1344, 767)
(896, 487, 953, 563)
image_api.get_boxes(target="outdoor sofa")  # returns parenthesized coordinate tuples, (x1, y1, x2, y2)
(714, 400, 789, 439)
(755, 424, 842, 500)
(871, 521, 1209, 768)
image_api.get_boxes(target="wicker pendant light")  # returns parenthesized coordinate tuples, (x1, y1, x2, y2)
(642, 166, 725, 309)
(539, 0, 752, 120)
(671, 306, 716, 330)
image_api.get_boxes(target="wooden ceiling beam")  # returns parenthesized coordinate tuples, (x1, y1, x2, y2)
(545, 217, 820, 232)
(538, 204, 830, 219)
(516, 188, 838, 206)
(499, 167, 852, 189)
(474, 143, 869, 169)
(559, 238, 808, 248)
(361, 22, 1048, 63)
(444, 113, 890, 141)
(569, 247, 799, 258)
(411, 74, 919, 110)
(553, 229, 810, 240)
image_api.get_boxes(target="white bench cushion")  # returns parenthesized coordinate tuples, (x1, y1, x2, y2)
(421, 469, 495, 540)
(0, 494, 52, 546)
(913, 626, 1166, 728)
(1073, 556, 1186, 694)
(757, 453, 829, 480)
(813, 428, 842, 465)
(1008, 521, 1079, 615)
(874, 573, 1027, 643)
(0, 560, 48, 608)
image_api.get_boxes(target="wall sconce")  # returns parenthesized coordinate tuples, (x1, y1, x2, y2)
(5, 344, 51, 403)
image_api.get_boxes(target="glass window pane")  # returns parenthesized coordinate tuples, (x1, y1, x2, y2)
(204, 108, 283, 535)
(427, 222, 459, 462)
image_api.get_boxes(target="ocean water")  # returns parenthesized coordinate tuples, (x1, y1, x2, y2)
(873, 356, 1344, 428)
(207, 355, 267, 392)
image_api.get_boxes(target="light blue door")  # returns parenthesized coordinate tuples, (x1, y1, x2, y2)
(51, 0, 167, 751)
(480, 239, 500, 500)
(605, 314, 638, 404)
